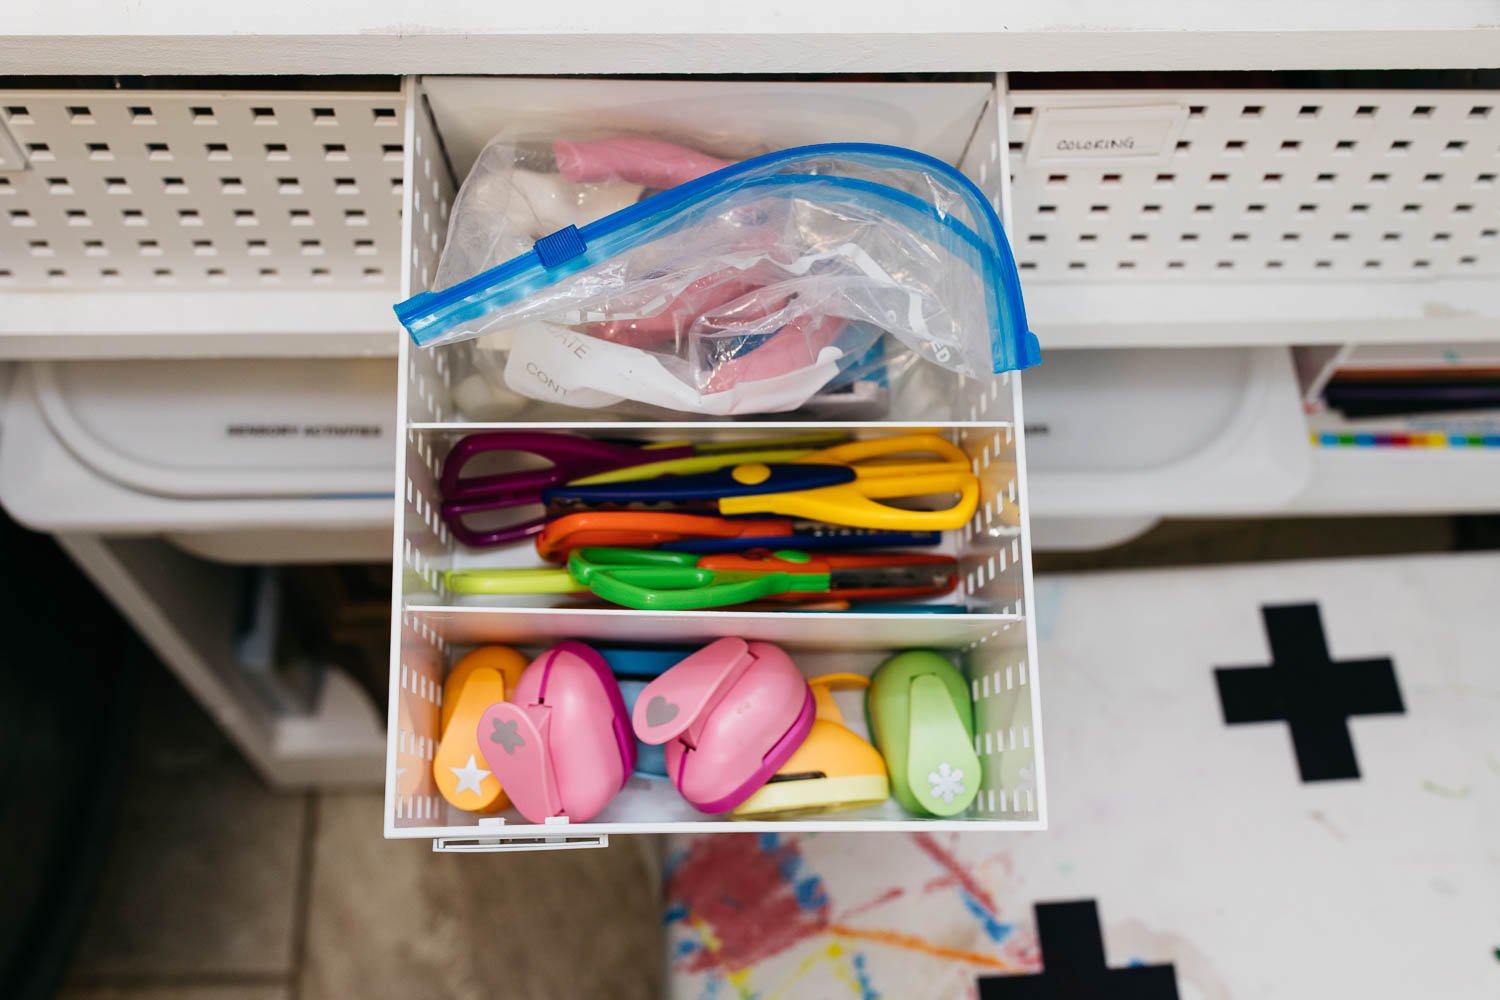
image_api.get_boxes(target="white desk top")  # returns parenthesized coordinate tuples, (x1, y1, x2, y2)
(2, 1, 1499, 75)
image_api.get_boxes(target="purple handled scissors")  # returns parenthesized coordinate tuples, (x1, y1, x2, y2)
(439, 431, 845, 548)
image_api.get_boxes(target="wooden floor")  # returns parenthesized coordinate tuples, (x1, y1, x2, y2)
(57, 667, 665, 1000)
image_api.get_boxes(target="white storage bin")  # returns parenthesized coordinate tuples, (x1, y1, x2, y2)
(386, 76, 1044, 849)
(1024, 346, 1311, 549)
(0, 85, 405, 357)
(1006, 84, 1500, 347)
(0, 358, 395, 562)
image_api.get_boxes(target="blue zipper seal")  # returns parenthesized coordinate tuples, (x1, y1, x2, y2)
(395, 142, 1039, 374)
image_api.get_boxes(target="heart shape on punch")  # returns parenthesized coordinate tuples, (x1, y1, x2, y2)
(645, 696, 679, 728)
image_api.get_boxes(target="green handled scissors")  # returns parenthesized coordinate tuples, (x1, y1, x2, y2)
(444, 547, 957, 612)
(443, 547, 833, 612)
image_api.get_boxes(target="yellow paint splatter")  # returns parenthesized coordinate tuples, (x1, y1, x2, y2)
(762, 940, 868, 1000)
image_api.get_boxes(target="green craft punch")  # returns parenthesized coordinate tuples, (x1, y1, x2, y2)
(867, 650, 981, 817)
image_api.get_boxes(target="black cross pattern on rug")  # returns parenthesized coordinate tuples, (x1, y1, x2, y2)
(977, 900, 1179, 999)
(1215, 603, 1404, 782)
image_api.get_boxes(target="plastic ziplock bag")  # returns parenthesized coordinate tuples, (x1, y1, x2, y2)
(396, 143, 1038, 416)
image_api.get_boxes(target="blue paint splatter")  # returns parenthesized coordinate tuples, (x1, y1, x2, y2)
(758, 831, 781, 851)
(696, 974, 723, 1000)
(778, 850, 803, 883)
(663, 847, 688, 880)
(852, 952, 880, 1000)
(663, 903, 688, 925)
(960, 889, 1013, 943)
(794, 875, 827, 911)
(674, 937, 702, 958)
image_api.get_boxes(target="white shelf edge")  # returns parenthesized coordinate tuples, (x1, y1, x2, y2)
(3, 3, 1498, 74)
(1287, 441, 1500, 514)
(0, 289, 400, 360)
(1027, 278, 1500, 350)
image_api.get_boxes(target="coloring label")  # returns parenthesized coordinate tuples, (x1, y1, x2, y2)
(1024, 104, 1189, 168)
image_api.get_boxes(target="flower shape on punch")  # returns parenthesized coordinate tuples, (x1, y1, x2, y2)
(490, 717, 525, 753)
(928, 762, 966, 804)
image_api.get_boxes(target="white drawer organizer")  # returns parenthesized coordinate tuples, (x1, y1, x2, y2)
(385, 76, 1046, 850)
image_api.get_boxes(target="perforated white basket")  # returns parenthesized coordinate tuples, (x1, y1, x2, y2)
(1007, 86, 1500, 346)
(0, 84, 406, 356)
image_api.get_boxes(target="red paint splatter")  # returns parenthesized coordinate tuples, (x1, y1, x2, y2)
(666, 834, 828, 973)
(835, 886, 905, 921)
(923, 849, 1013, 896)
(910, 832, 1000, 914)
(924, 874, 961, 894)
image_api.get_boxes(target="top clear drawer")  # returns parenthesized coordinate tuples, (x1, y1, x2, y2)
(399, 77, 1020, 427)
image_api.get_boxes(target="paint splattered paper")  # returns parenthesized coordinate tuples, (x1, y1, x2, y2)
(666, 554, 1500, 999)
(665, 831, 1034, 999)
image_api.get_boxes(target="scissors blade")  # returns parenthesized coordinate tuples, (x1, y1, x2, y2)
(828, 565, 958, 591)
(544, 463, 854, 505)
(666, 529, 941, 554)
(545, 497, 723, 517)
(565, 448, 818, 486)
(822, 553, 960, 598)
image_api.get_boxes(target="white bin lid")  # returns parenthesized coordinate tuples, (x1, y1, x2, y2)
(34, 358, 397, 499)
(1023, 347, 1311, 516)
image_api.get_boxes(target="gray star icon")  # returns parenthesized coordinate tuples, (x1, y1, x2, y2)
(489, 717, 525, 754)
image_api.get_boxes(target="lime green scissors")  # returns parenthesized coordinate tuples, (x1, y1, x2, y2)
(444, 547, 959, 612)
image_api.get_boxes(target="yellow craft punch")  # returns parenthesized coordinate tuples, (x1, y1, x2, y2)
(732, 673, 890, 819)
(433, 645, 527, 814)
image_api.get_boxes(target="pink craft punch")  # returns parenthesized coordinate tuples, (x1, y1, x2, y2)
(632, 637, 815, 814)
(477, 641, 635, 824)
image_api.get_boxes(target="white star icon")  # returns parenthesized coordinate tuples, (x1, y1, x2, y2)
(449, 754, 491, 797)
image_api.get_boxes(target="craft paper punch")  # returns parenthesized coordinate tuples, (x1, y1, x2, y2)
(632, 637, 814, 814)
(868, 650, 981, 817)
(477, 641, 635, 823)
(433, 645, 528, 813)
(733, 673, 889, 819)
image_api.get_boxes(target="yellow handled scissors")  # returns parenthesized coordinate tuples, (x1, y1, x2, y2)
(544, 433, 979, 532)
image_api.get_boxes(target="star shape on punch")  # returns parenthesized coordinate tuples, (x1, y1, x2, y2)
(489, 717, 525, 754)
(449, 754, 491, 796)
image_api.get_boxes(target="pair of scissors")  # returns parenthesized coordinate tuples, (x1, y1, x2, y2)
(444, 547, 959, 612)
(534, 511, 940, 560)
(439, 430, 847, 547)
(543, 434, 979, 532)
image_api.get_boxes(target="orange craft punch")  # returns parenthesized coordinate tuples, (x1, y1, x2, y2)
(433, 645, 527, 813)
(732, 673, 890, 819)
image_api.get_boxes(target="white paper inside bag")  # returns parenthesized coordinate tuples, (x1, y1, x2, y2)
(502, 322, 843, 415)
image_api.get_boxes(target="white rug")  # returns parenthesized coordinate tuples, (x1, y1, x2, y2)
(664, 552, 1500, 999)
